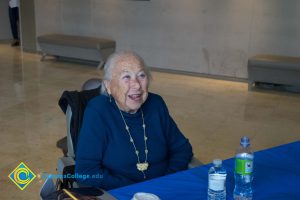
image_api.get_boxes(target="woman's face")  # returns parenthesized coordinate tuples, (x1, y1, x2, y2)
(106, 55, 149, 113)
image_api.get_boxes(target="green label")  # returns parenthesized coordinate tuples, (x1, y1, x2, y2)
(235, 158, 253, 175)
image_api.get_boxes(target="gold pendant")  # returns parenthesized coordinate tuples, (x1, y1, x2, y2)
(136, 162, 149, 171)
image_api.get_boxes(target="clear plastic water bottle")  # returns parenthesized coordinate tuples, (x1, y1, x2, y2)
(208, 159, 227, 200)
(234, 136, 254, 200)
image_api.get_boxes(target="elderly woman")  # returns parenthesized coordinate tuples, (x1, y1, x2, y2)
(75, 51, 193, 190)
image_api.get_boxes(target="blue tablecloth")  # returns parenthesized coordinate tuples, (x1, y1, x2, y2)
(109, 141, 300, 200)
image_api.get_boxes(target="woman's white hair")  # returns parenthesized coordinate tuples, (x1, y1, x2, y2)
(100, 51, 152, 95)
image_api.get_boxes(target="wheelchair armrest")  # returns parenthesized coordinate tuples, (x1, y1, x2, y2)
(56, 156, 80, 189)
(57, 156, 75, 175)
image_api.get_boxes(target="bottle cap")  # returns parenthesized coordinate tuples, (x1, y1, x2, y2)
(213, 159, 222, 166)
(240, 136, 250, 147)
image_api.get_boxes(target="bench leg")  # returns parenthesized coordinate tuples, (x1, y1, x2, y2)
(40, 53, 47, 61)
(97, 60, 104, 70)
(248, 81, 255, 91)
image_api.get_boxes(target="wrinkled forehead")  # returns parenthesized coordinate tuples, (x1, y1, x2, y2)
(112, 55, 145, 75)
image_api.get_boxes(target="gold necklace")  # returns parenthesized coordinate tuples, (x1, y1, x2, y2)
(118, 108, 149, 179)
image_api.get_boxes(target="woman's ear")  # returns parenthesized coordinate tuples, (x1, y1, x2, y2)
(103, 80, 111, 95)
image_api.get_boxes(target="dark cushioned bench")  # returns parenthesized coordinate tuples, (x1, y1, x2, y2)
(248, 55, 300, 90)
(37, 34, 116, 69)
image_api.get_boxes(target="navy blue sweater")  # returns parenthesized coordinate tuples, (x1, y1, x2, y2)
(75, 93, 193, 190)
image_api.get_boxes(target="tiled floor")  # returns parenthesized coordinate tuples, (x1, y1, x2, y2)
(0, 42, 300, 199)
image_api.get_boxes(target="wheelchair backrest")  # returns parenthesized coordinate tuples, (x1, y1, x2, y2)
(58, 79, 102, 158)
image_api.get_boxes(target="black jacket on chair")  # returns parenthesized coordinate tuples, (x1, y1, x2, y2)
(58, 86, 101, 155)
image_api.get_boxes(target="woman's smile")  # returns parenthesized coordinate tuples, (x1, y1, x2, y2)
(128, 93, 142, 101)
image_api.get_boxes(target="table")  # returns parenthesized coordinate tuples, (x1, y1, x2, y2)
(109, 141, 300, 200)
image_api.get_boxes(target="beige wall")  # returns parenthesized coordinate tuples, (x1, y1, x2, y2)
(20, 0, 36, 51)
(0, 0, 12, 40)
(33, 0, 300, 79)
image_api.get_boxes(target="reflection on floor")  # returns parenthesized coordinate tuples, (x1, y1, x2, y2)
(0, 43, 300, 199)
